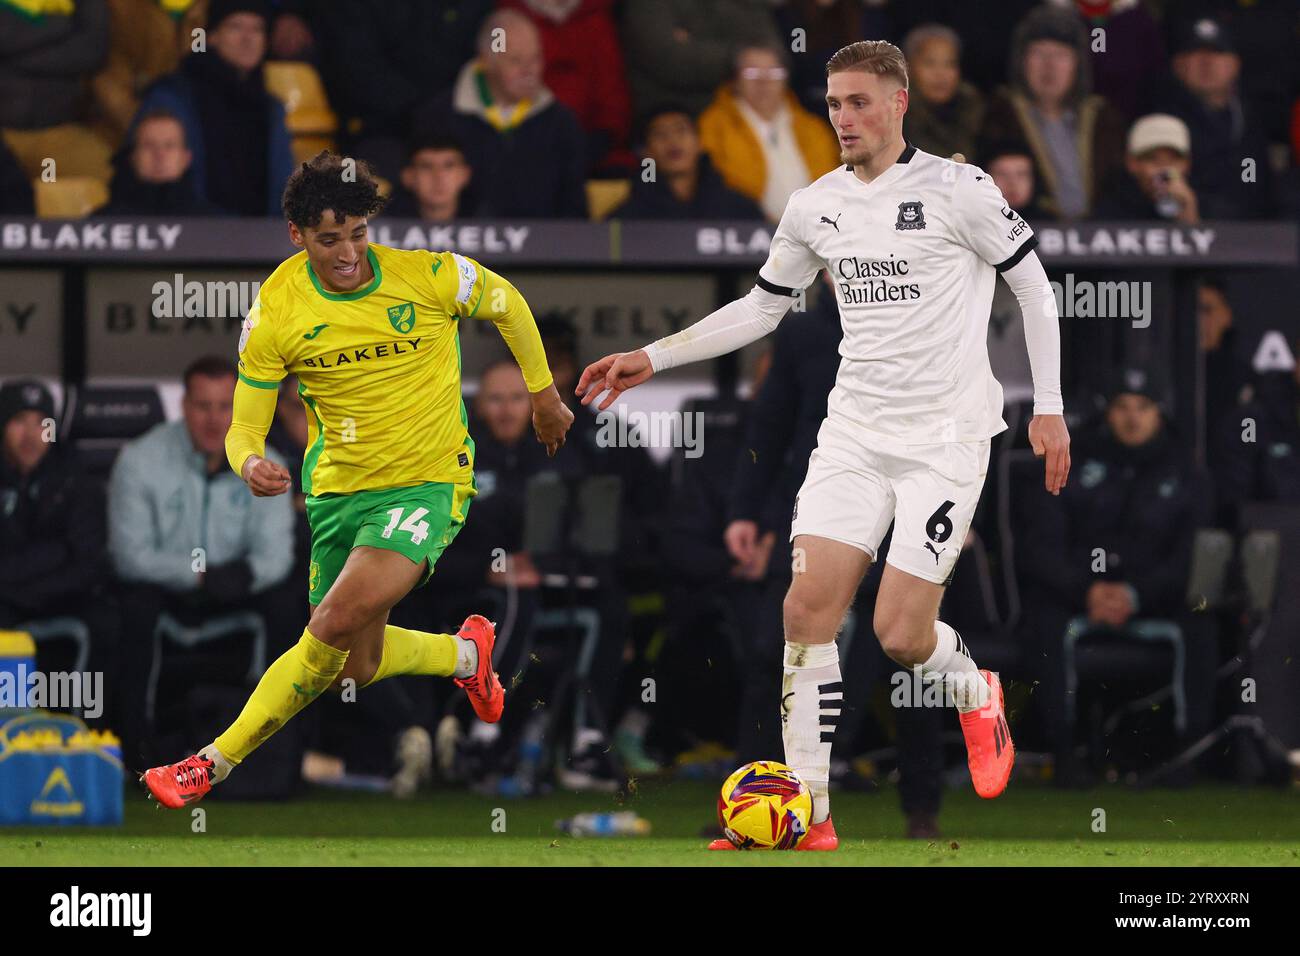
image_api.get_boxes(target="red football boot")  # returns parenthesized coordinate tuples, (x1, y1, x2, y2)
(708, 817, 839, 850)
(453, 614, 504, 723)
(797, 818, 839, 851)
(141, 753, 216, 809)
(959, 669, 1014, 798)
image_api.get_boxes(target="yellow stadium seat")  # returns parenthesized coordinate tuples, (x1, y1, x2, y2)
(264, 61, 338, 136)
(34, 177, 110, 218)
(290, 134, 337, 165)
(3, 124, 113, 182)
(586, 179, 630, 220)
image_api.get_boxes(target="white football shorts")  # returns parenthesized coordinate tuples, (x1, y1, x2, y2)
(789, 415, 991, 586)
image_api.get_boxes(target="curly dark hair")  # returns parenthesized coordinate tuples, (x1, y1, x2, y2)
(281, 151, 387, 229)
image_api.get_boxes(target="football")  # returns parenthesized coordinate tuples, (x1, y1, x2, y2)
(717, 760, 813, 850)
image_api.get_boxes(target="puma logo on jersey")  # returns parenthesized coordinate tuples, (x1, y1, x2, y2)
(819, 213, 842, 232)
(924, 541, 945, 564)
(303, 324, 329, 339)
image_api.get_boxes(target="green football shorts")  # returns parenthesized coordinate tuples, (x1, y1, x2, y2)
(304, 481, 475, 605)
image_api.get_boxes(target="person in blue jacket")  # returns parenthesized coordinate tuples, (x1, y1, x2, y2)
(132, 0, 293, 217)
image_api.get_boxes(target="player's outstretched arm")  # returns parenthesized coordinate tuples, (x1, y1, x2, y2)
(576, 349, 654, 410)
(577, 284, 796, 409)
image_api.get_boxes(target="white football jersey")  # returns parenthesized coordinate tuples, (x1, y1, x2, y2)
(758, 144, 1038, 444)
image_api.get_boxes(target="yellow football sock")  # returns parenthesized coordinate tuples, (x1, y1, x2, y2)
(213, 628, 348, 765)
(363, 625, 459, 686)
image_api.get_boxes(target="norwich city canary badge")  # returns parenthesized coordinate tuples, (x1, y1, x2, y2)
(387, 302, 417, 334)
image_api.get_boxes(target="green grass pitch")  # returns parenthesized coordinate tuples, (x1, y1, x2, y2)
(2, 780, 1298, 866)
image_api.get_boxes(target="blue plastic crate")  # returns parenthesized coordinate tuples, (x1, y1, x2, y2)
(0, 712, 124, 826)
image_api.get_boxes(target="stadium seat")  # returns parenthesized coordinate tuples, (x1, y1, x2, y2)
(33, 176, 109, 219)
(63, 383, 166, 482)
(264, 62, 338, 136)
(586, 179, 630, 221)
(290, 134, 337, 165)
(3, 124, 113, 182)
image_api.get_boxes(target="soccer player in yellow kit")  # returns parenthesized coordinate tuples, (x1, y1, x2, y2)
(142, 153, 573, 807)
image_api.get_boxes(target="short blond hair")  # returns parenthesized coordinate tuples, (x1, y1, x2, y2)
(825, 40, 909, 90)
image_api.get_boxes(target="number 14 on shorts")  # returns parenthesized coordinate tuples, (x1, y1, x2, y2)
(381, 507, 431, 545)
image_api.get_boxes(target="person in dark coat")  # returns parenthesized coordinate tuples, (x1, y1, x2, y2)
(0, 380, 118, 729)
(1016, 368, 1218, 784)
(132, 0, 294, 216)
(1212, 366, 1300, 524)
(611, 106, 764, 220)
(0, 137, 34, 215)
(412, 9, 587, 219)
(99, 109, 223, 216)
(1151, 15, 1274, 220)
(312, 0, 494, 179)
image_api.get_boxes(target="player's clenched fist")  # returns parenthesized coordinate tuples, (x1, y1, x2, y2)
(241, 454, 292, 496)
(576, 349, 654, 410)
(530, 384, 574, 457)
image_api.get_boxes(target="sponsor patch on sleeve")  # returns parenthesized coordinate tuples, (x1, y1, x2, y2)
(452, 253, 479, 305)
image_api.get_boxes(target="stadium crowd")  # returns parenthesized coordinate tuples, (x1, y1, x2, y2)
(2, 0, 1299, 826)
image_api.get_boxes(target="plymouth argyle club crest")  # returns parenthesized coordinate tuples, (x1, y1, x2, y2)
(387, 302, 417, 333)
(896, 201, 926, 230)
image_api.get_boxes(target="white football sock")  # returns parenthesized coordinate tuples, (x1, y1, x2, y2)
(781, 641, 841, 825)
(199, 743, 233, 784)
(453, 636, 479, 679)
(919, 620, 989, 713)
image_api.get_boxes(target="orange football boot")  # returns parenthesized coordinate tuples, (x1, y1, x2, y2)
(959, 669, 1014, 798)
(453, 615, 504, 723)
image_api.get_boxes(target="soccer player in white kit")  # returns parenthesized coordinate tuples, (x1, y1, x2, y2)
(577, 40, 1070, 850)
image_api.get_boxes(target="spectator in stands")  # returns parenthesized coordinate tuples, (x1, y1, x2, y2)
(500, 0, 633, 176)
(1213, 357, 1300, 523)
(1092, 114, 1201, 223)
(100, 109, 221, 216)
(982, 5, 1126, 220)
(0, 0, 111, 181)
(0, 137, 34, 215)
(413, 9, 587, 219)
(900, 24, 985, 162)
(774, 0, 893, 115)
(268, 0, 314, 61)
(891, 0, 1040, 97)
(612, 106, 764, 220)
(108, 356, 296, 763)
(985, 140, 1052, 221)
(92, 0, 207, 147)
(697, 44, 840, 221)
(313, 0, 493, 181)
(0, 380, 117, 728)
(1198, 277, 1254, 436)
(384, 136, 474, 221)
(134, 0, 294, 216)
(1153, 16, 1273, 220)
(1016, 368, 1217, 784)
(1054, 0, 1166, 120)
(620, 0, 780, 119)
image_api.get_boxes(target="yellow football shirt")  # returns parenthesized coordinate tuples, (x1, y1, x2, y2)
(229, 243, 552, 496)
